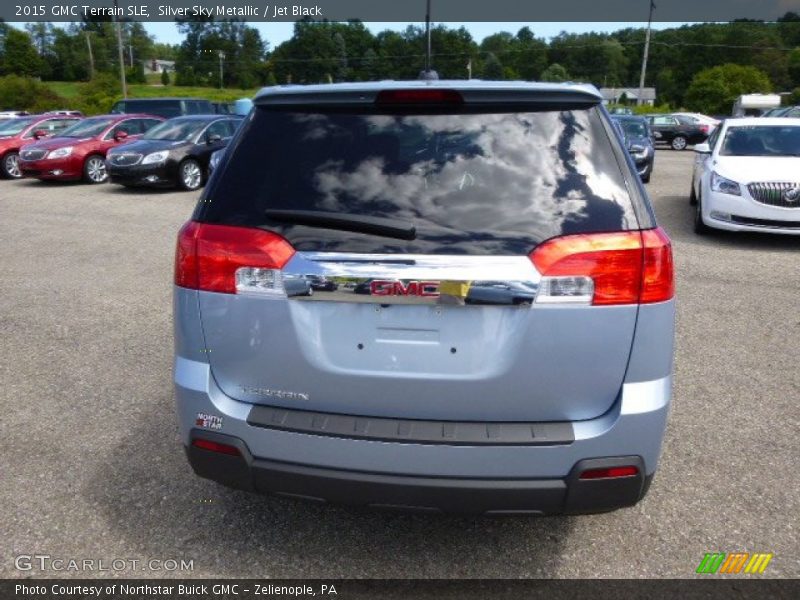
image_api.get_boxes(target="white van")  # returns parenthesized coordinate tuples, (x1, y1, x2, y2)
(732, 94, 781, 117)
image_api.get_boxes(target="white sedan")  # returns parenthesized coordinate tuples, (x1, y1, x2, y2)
(690, 118, 800, 235)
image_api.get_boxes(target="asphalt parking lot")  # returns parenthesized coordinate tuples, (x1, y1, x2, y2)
(1, 151, 798, 579)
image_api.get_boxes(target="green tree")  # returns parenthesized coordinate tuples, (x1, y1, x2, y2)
(0, 75, 67, 111)
(483, 53, 503, 79)
(549, 32, 628, 86)
(24, 22, 55, 79)
(685, 64, 772, 115)
(0, 28, 41, 77)
(788, 47, 800, 87)
(540, 63, 570, 82)
(161, 68, 170, 86)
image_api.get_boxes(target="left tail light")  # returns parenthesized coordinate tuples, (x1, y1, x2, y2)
(175, 221, 296, 294)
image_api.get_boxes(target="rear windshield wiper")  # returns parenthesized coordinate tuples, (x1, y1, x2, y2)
(263, 209, 416, 241)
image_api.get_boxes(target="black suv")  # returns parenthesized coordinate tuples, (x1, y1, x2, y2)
(645, 113, 708, 150)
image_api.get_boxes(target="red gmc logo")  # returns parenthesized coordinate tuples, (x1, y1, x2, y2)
(370, 280, 440, 297)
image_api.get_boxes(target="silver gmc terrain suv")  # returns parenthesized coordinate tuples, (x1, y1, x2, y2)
(173, 81, 675, 515)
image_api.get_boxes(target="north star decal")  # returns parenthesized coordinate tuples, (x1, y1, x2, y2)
(195, 412, 223, 430)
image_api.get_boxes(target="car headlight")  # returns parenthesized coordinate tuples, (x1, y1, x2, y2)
(630, 145, 649, 157)
(46, 146, 73, 159)
(711, 171, 742, 196)
(142, 151, 169, 165)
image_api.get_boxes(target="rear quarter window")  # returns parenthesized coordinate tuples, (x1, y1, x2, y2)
(197, 106, 641, 255)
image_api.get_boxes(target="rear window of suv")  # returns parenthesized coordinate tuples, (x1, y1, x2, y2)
(197, 106, 639, 255)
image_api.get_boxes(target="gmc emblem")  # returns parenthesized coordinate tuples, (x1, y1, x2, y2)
(370, 280, 440, 297)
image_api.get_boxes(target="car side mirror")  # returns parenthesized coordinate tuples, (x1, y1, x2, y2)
(207, 133, 222, 144)
(114, 130, 128, 142)
(33, 130, 49, 140)
(694, 143, 711, 154)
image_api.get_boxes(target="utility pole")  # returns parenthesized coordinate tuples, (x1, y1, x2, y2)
(114, 0, 127, 98)
(419, 0, 437, 79)
(637, 0, 656, 106)
(85, 32, 95, 80)
(129, 44, 133, 68)
(218, 50, 225, 89)
(467, 58, 472, 80)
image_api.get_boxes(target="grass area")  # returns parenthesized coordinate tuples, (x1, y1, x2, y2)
(44, 80, 260, 105)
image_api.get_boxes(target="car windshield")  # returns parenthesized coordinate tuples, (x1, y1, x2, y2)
(720, 126, 800, 157)
(618, 120, 649, 138)
(59, 118, 114, 138)
(0, 117, 36, 136)
(143, 119, 206, 141)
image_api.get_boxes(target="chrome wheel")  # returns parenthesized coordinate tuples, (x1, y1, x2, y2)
(671, 136, 687, 151)
(85, 156, 107, 183)
(181, 161, 202, 190)
(4, 153, 21, 178)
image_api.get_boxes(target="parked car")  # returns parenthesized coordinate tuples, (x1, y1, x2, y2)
(110, 97, 214, 119)
(645, 113, 708, 150)
(612, 115, 656, 183)
(776, 106, 800, 119)
(690, 117, 800, 235)
(672, 112, 720, 136)
(106, 115, 241, 191)
(0, 114, 82, 179)
(760, 106, 791, 118)
(305, 275, 338, 292)
(609, 106, 634, 115)
(0, 111, 30, 118)
(43, 110, 84, 117)
(464, 281, 537, 305)
(18, 114, 163, 183)
(173, 80, 675, 515)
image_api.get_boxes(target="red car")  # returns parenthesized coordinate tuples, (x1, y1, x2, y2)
(0, 115, 82, 179)
(19, 114, 163, 183)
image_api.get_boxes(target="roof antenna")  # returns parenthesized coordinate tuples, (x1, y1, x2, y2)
(418, 0, 439, 80)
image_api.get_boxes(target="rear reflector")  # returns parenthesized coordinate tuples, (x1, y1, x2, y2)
(175, 221, 295, 294)
(376, 89, 463, 105)
(579, 466, 639, 480)
(191, 438, 241, 457)
(530, 228, 673, 305)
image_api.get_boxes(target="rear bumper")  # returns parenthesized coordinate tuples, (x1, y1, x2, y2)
(186, 433, 650, 515)
(174, 358, 671, 514)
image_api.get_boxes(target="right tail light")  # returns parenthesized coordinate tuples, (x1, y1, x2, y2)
(530, 228, 674, 305)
